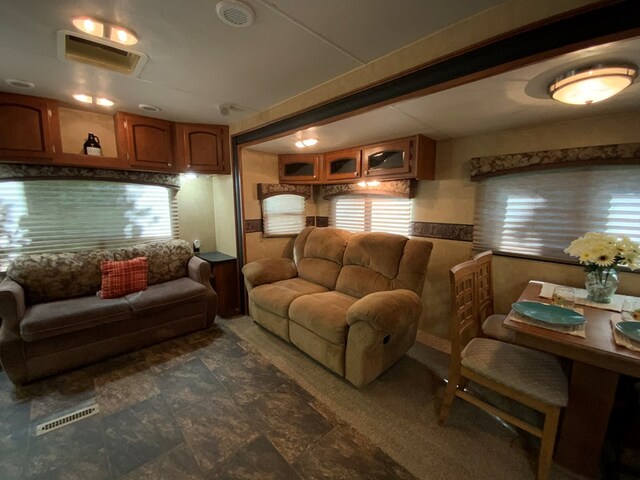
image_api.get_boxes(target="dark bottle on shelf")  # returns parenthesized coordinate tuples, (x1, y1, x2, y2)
(83, 133, 102, 156)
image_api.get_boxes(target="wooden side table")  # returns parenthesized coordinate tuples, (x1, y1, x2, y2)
(195, 252, 240, 318)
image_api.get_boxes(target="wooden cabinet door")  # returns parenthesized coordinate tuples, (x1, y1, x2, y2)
(278, 154, 321, 184)
(0, 92, 61, 162)
(324, 148, 361, 182)
(362, 138, 413, 179)
(176, 123, 230, 174)
(116, 112, 175, 171)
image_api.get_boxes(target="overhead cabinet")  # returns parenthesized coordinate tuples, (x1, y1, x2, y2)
(279, 134, 436, 184)
(0, 92, 231, 174)
(0, 92, 61, 162)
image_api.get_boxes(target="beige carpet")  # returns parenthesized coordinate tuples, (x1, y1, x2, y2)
(224, 316, 575, 480)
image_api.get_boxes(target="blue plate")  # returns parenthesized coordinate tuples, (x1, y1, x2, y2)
(615, 321, 640, 342)
(511, 301, 586, 326)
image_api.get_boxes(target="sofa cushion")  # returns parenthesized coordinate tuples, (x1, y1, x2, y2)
(249, 278, 328, 318)
(295, 227, 350, 290)
(124, 277, 206, 315)
(20, 296, 131, 342)
(111, 240, 192, 286)
(8, 249, 114, 304)
(289, 291, 358, 345)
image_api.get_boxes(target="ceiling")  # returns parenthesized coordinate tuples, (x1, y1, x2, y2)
(254, 35, 640, 154)
(0, 0, 502, 124)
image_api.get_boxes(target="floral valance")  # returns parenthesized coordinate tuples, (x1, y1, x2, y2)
(470, 143, 640, 180)
(321, 179, 413, 199)
(0, 163, 181, 189)
(258, 183, 311, 200)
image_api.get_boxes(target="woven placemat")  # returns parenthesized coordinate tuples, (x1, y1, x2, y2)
(508, 310, 587, 338)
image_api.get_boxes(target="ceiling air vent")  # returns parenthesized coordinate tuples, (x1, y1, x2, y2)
(56, 30, 148, 77)
(216, 1, 255, 27)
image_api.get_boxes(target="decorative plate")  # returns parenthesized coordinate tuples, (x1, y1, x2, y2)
(615, 321, 640, 343)
(511, 301, 586, 325)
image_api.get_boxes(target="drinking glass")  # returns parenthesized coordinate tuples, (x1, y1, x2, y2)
(622, 298, 640, 321)
(552, 286, 575, 309)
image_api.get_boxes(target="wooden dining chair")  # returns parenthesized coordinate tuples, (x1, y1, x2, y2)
(439, 260, 569, 480)
(473, 250, 515, 342)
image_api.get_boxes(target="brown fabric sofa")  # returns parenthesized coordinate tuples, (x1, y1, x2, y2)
(242, 227, 432, 387)
(0, 240, 217, 384)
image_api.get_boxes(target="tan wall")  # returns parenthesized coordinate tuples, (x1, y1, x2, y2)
(212, 174, 237, 256)
(177, 176, 217, 252)
(414, 111, 640, 338)
(230, 0, 600, 135)
(241, 148, 316, 263)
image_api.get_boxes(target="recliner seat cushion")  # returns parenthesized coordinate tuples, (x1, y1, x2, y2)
(289, 291, 357, 345)
(124, 277, 206, 315)
(249, 278, 328, 318)
(21, 296, 131, 342)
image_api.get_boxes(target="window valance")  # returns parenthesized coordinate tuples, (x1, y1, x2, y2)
(470, 143, 640, 181)
(322, 179, 413, 199)
(0, 164, 181, 189)
(257, 183, 311, 200)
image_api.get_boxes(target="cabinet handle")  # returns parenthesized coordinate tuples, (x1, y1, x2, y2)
(364, 170, 369, 176)
(47, 108, 52, 118)
(313, 175, 317, 179)
(187, 164, 191, 168)
(354, 172, 359, 177)
(168, 163, 173, 167)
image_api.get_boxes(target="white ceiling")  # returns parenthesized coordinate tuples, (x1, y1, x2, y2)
(0, 0, 502, 124)
(254, 35, 640, 154)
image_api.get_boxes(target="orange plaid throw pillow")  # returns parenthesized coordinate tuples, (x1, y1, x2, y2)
(99, 257, 148, 299)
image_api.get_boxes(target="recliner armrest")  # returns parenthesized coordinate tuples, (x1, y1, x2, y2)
(242, 258, 297, 288)
(346, 289, 423, 332)
(0, 278, 26, 335)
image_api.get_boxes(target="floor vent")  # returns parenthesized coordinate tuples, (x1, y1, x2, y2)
(35, 403, 100, 436)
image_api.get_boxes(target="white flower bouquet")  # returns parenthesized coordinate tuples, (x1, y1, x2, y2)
(564, 232, 640, 271)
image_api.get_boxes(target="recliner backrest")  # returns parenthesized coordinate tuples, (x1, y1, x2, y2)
(294, 227, 351, 290)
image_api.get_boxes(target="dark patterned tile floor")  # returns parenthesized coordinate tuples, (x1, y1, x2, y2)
(0, 321, 413, 479)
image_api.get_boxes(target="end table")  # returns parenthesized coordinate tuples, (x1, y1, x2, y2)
(195, 252, 241, 318)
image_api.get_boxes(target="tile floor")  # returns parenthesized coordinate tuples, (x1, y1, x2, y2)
(0, 322, 414, 479)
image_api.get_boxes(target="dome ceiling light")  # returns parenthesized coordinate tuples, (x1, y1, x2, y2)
(548, 64, 638, 105)
(71, 16, 138, 45)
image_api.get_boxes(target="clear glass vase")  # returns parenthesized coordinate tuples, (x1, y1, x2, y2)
(585, 268, 619, 304)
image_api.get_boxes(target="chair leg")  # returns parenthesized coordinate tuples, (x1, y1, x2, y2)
(537, 406, 561, 480)
(439, 372, 461, 425)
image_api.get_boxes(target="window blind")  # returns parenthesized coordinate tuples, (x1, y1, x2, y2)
(473, 165, 640, 262)
(262, 194, 305, 236)
(0, 179, 179, 271)
(330, 195, 411, 236)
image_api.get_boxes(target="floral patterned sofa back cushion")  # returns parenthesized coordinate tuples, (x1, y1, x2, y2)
(7, 240, 192, 304)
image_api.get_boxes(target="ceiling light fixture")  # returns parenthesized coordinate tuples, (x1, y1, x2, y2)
(548, 64, 638, 105)
(96, 97, 115, 107)
(295, 138, 318, 149)
(73, 94, 115, 107)
(138, 104, 161, 112)
(73, 93, 93, 104)
(71, 16, 137, 45)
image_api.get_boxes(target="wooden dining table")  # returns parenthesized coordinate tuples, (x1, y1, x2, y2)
(503, 281, 640, 479)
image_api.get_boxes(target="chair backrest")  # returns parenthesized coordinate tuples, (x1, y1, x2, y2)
(448, 259, 479, 369)
(473, 250, 496, 323)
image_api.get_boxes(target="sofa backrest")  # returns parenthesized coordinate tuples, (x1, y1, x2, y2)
(294, 227, 351, 290)
(334, 231, 433, 299)
(7, 239, 192, 304)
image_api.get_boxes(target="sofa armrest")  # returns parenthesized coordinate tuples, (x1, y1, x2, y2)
(0, 278, 26, 335)
(187, 257, 217, 326)
(346, 289, 423, 333)
(242, 258, 297, 288)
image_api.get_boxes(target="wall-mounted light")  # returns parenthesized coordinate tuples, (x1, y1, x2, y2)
(72, 16, 138, 46)
(295, 138, 318, 149)
(548, 64, 638, 105)
(73, 93, 115, 107)
(357, 181, 381, 187)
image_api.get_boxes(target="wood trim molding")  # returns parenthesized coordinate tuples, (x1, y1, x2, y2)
(470, 142, 640, 180)
(321, 179, 412, 199)
(410, 222, 474, 242)
(257, 183, 312, 200)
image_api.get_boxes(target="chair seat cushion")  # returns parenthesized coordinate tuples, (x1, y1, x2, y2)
(461, 338, 568, 407)
(249, 278, 328, 318)
(482, 314, 516, 343)
(124, 277, 206, 314)
(21, 296, 131, 342)
(289, 291, 358, 345)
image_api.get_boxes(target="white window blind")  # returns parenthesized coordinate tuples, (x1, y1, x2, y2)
(262, 194, 305, 236)
(0, 179, 179, 271)
(330, 195, 411, 236)
(473, 165, 640, 262)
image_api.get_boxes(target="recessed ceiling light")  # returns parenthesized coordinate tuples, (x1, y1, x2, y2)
(548, 64, 638, 105)
(96, 97, 114, 107)
(5, 79, 35, 89)
(72, 17, 104, 38)
(73, 93, 93, 104)
(302, 138, 318, 147)
(138, 104, 161, 112)
(295, 141, 305, 149)
(216, 1, 255, 27)
(109, 26, 138, 45)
